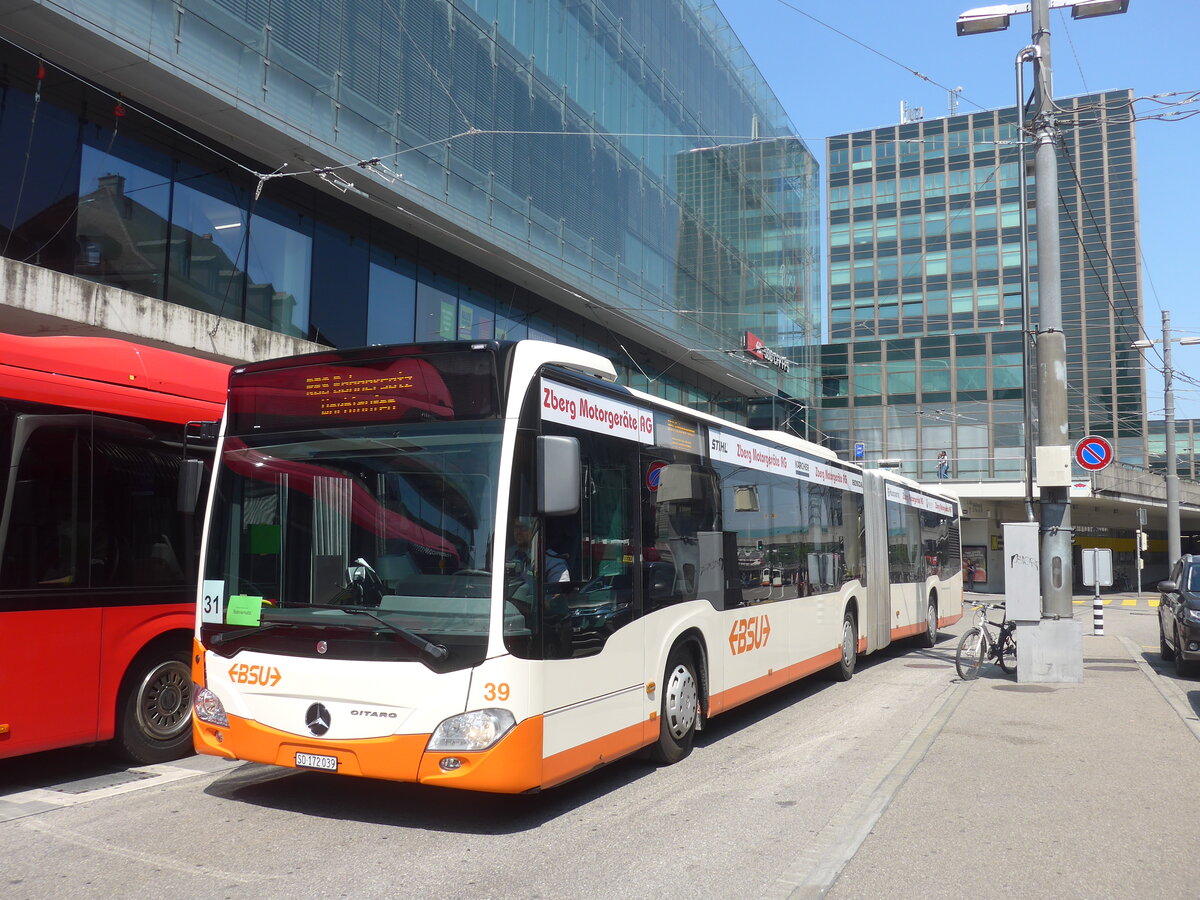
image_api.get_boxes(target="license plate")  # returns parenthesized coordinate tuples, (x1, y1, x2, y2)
(295, 752, 338, 771)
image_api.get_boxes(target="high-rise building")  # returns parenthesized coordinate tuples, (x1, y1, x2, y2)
(819, 91, 1144, 479)
(0, 0, 818, 423)
(817, 92, 1183, 590)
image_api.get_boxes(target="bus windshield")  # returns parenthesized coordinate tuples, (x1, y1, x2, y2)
(201, 420, 504, 672)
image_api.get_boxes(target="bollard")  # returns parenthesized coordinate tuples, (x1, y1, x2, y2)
(1093, 591, 1104, 636)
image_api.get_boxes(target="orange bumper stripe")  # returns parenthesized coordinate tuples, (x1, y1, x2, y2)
(709, 648, 842, 715)
(891, 621, 927, 641)
(416, 716, 544, 794)
(541, 720, 649, 789)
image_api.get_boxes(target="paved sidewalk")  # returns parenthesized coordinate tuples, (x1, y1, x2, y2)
(797, 612, 1197, 899)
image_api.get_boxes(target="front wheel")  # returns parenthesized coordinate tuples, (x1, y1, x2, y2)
(649, 646, 699, 765)
(1174, 627, 1195, 678)
(116, 650, 194, 764)
(997, 631, 1018, 675)
(955, 627, 985, 681)
(1160, 617, 1176, 661)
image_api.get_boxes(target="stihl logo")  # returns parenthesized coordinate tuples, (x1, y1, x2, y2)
(729, 615, 771, 656)
(228, 663, 281, 686)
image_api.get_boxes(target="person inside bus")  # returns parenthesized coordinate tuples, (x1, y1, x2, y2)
(506, 516, 574, 657)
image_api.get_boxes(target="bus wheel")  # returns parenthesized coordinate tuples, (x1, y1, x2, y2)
(834, 612, 857, 682)
(116, 650, 194, 764)
(918, 598, 938, 648)
(650, 646, 699, 765)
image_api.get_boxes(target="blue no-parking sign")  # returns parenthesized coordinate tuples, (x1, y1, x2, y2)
(1074, 435, 1114, 471)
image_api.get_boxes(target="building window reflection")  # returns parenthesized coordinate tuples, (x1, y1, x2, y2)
(166, 173, 248, 319)
(246, 201, 312, 339)
(367, 254, 416, 345)
(75, 141, 170, 299)
(415, 267, 459, 342)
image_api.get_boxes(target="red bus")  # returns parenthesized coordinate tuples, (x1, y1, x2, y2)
(0, 332, 227, 763)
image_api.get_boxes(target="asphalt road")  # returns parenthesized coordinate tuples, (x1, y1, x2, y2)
(0, 598, 1179, 899)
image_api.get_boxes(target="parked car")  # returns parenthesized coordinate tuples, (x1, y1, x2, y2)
(1157, 554, 1200, 676)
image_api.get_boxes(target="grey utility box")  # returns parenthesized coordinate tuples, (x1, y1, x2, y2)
(1003, 522, 1041, 622)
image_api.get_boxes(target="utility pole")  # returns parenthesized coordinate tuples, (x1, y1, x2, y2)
(957, 0, 1130, 681)
(1030, 0, 1073, 621)
(1163, 309, 1181, 566)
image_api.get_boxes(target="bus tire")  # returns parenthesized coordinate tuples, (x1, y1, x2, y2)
(834, 610, 857, 682)
(116, 649, 194, 764)
(650, 645, 699, 765)
(917, 597, 937, 648)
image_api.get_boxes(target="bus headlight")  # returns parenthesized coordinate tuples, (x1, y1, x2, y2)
(193, 686, 230, 727)
(427, 708, 515, 751)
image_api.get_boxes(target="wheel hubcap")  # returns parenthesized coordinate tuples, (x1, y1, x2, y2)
(842, 621, 855, 666)
(664, 664, 697, 740)
(137, 661, 192, 740)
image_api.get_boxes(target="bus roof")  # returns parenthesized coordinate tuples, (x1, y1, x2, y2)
(0, 332, 228, 423)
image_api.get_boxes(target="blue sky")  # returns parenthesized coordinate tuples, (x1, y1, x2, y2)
(719, 0, 1200, 419)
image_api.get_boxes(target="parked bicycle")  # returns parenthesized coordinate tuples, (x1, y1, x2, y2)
(955, 601, 1017, 680)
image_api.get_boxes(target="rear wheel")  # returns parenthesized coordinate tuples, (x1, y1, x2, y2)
(997, 631, 1018, 675)
(917, 598, 937, 648)
(955, 627, 985, 681)
(833, 612, 857, 682)
(116, 650, 194, 764)
(650, 646, 699, 765)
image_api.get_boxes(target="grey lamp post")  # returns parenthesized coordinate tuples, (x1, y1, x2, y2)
(956, 0, 1130, 680)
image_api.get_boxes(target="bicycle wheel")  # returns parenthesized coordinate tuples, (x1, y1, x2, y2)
(955, 627, 985, 680)
(997, 631, 1018, 675)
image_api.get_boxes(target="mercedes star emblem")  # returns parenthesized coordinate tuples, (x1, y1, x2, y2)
(305, 702, 331, 736)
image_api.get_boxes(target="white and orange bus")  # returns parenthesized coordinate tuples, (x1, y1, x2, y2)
(192, 340, 961, 791)
(0, 332, 227, 762)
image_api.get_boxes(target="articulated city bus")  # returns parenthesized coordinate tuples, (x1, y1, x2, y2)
(192, 340, 962, 791)
(0, 332, 228, 762)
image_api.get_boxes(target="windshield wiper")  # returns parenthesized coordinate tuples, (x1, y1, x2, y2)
(208, 620, 300, 646)
(303, 603, 449, 663)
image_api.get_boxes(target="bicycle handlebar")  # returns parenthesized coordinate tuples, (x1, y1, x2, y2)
(966, 601, 1006, 611)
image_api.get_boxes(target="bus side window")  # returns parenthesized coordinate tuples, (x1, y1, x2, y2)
(643, 458, 718, 613)
(0, 422, 88, 590)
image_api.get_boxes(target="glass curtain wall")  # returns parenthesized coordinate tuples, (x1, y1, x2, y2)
(0, 2, 823, 427)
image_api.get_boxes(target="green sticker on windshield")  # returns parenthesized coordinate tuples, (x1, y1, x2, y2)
(226, 595, 264, 626)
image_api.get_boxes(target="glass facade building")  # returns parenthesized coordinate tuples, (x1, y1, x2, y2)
(819, 92, 1146, 478)
(0, 0, 819, 424)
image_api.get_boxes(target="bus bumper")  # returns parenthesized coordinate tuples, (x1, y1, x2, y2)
(192, 713, 545, 794)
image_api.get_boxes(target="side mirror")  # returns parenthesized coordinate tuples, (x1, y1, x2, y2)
(177, 458, 206, 513)
(1158, 580, 1178, 594)
(537, 435, 580, 516)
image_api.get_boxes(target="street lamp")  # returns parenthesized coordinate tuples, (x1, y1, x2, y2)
(957, 0, 1129, 34)
(958, 0, 1130, 680)
(1132, 314, 1200, 567)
